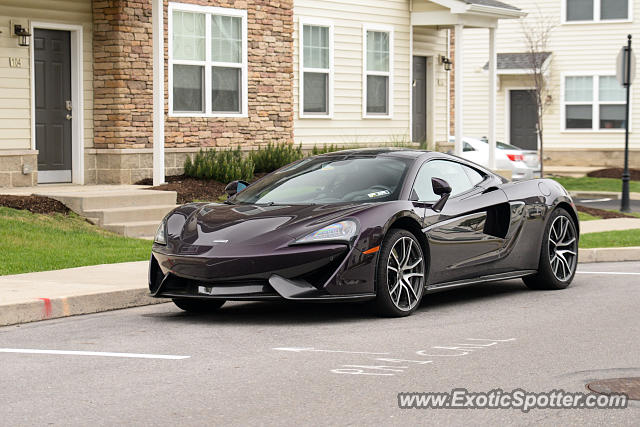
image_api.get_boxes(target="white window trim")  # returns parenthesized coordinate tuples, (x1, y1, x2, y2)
(561, 71, 631, 133)
(298, 18, 334, 119)
(562, 0, 633, 24)
(168, 2, 248, 118)
(30, 21, 85, 185)
(504, 86, 536, 146)
(362, 23, 394, 119)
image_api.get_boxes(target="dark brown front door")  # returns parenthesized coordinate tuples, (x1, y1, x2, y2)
(509, 90, 537, 151)
(34, 29, 72, 183)
(412, 56, 427, 144)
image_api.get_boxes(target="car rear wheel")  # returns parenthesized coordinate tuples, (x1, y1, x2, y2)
(374, 229, 426, 317)
(172, 298, 226, 313)
(523, 207, 578, 290)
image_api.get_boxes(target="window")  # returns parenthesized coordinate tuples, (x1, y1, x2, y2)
(412, 160, 477, 202)
(363, 25, 393, 118)
(564, 75, 626, 130)
(169, 3, 247, 117)
(565, 0, 630, 22)
(299, 20, 333, 117)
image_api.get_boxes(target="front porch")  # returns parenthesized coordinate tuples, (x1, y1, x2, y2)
(411, 0, 526, 168)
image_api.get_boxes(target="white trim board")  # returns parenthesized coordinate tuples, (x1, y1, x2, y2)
(504, 86, 535, 146)
(30, 22, 85, 185)
(298, 17, 334, 119)
(167, 2, 248, 118)
(362, 23, 394, 119)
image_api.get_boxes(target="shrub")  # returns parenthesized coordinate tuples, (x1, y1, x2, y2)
(249, 142, 304, 173)
(184, 147, 254, 182)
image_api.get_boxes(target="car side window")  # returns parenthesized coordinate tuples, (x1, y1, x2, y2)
(412, 160, 476, 202)
(462, 164, 485, 186)
(463, 142, 475, 152)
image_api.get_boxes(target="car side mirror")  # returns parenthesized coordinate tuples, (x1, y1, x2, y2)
(431, 177, 452, 213)
(225, 180, 249, 197)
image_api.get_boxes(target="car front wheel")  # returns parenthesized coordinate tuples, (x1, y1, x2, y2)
(374, 229, 426, 317)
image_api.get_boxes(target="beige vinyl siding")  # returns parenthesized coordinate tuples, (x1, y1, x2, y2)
(412, 26, 449, 147)
(0, 0, 93, 151)
(461, 0, 640, 151)
(293, 0, 412, 146)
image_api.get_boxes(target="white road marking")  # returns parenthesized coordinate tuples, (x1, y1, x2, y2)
(0, 348, 190, 360)
(577, 198, 613, 203)
(577, 271, 640, 276)
(273, 347, 390, 355)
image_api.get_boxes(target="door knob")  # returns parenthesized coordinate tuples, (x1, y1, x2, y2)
(66, 114, 72, 120)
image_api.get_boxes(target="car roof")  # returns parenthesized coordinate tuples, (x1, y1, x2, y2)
(314, 147, 434, 159)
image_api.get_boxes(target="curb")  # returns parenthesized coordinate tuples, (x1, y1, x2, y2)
(570, 191, 640, 200)
(0, 289, 168, 327)
(578, 246, 640, 263)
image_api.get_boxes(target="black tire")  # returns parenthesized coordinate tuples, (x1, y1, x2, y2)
(172, 298, 226, 313)
(374, 229, 426, 317)
(523, 207, 578, 290)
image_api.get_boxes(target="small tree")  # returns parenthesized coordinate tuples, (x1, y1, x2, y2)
(521, 9, 556, 177)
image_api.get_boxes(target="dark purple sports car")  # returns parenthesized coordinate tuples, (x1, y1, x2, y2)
(149, 148, 579, 317)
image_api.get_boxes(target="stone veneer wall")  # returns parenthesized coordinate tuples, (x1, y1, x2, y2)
(0, 151, 38, 187)
(91, 0, 293, 184)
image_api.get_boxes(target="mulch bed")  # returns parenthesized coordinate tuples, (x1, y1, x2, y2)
(587, 167, 640, 180)
(137, 173, 268, 204)
(136, 175, 227, 204)
(0, 195, 69, 215)
(576, 204, 635, 220)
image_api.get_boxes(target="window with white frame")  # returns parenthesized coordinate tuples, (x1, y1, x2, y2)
(564, 75, 626, 130)
(169, 3, 247, 116)
(565, 0, 630, 22)
(364, 26, 393, 117)
(300, 21, 333, 117)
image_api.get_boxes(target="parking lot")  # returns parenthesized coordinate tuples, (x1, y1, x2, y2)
(1, 261, 638, 426)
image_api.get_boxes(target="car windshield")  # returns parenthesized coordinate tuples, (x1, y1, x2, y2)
(231, 155, 411, 205)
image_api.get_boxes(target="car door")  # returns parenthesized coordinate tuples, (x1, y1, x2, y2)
(412, 159, 511, 284)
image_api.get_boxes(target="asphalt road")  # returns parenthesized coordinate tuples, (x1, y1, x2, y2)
(574, 197, 640, 213)
(1, 261, 639, 426)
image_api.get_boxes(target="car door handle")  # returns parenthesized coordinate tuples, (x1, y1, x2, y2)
(482, 186, 500, 194)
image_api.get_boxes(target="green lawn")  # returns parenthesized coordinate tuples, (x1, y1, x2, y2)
(580, 228, 640, 249)
(551, 176, 640, 193)
(578, 211, 601, 221)
(0, 207, 152, 276)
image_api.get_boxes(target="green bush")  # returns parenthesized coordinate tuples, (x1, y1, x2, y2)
(184, 147, 254, 182)
(310, 143, 343, 155)
(250, 142, 304, 173)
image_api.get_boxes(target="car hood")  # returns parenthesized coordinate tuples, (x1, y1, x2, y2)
(168, 202, 372, 248)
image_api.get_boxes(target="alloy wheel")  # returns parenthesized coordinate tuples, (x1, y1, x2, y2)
(548, 215, 577, 282)
(386, 237, 425, 311)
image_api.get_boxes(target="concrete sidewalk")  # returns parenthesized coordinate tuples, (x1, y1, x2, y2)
(581, 218, 640, 234)
(0, 261, 166, 327)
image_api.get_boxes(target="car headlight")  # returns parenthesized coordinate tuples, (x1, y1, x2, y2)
(296, 220, 358, 244)
(154, 219, 167, 245)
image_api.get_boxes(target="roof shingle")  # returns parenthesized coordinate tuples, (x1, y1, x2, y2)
(462, 0, 521, 11)
(482, 52, 552, 70)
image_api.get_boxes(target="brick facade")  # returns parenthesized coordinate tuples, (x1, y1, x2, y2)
(92, 0, 294, 151)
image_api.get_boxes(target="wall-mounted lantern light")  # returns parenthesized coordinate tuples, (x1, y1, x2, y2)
(439, 55, 452, 72)
(14, 25, 31, 47)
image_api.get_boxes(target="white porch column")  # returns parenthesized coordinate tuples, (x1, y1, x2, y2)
(454, 24, 464, 156)
(488, 27, 497, 170)
(152, 0, 165, 186)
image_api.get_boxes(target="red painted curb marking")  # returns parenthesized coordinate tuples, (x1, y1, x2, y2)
(38, 298, 52, 318)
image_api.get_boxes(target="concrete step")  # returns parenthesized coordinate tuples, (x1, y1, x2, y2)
(38, 190, 177, 214)
(85, 205, 176, 226)
(103, 221, 163, 239)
